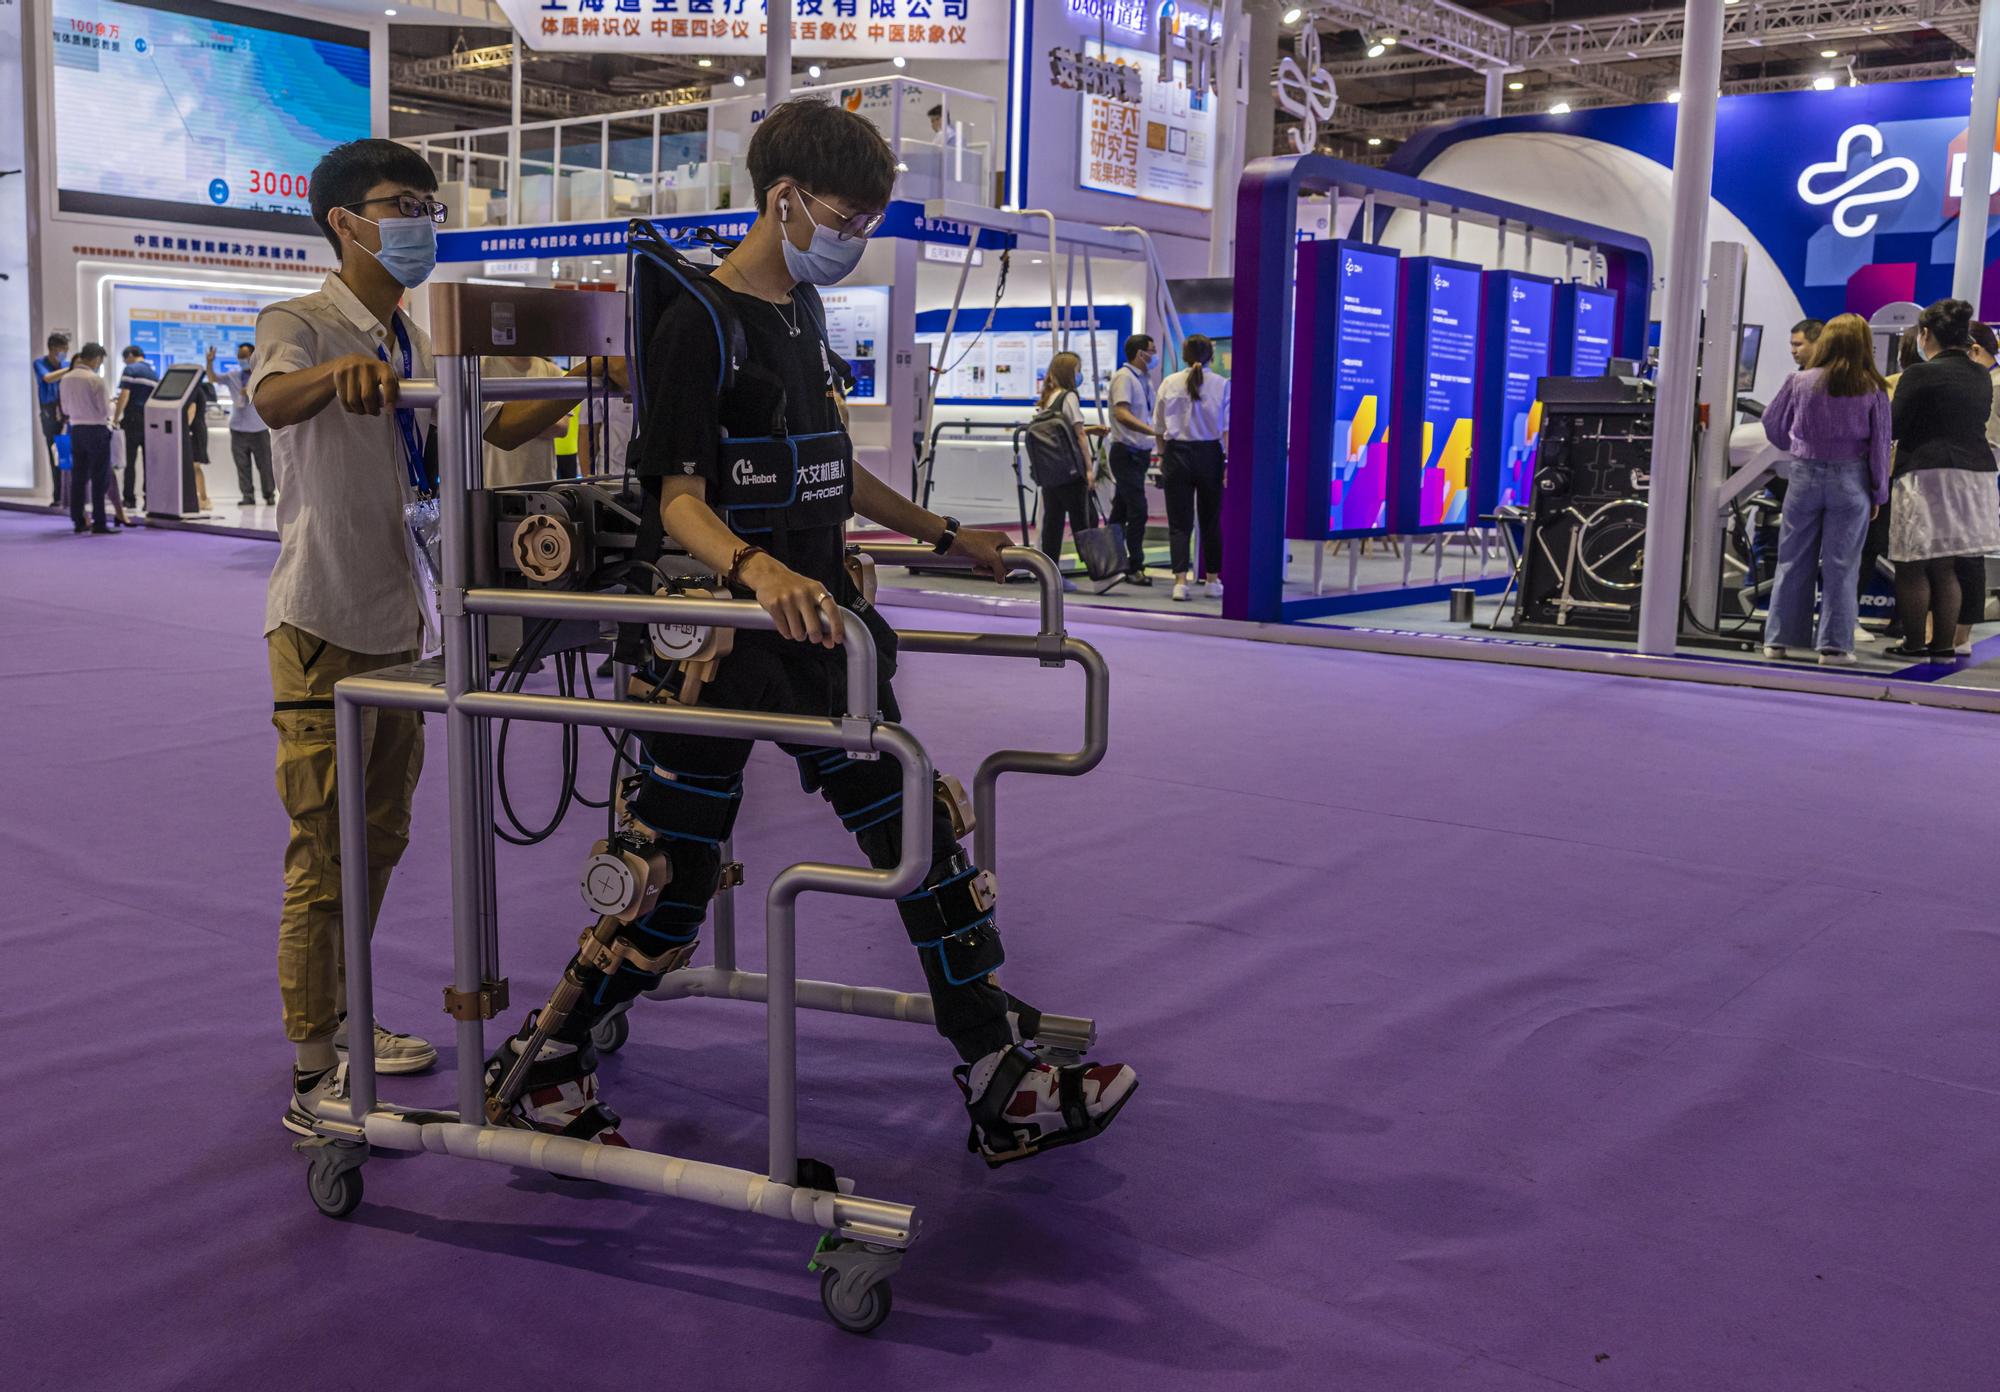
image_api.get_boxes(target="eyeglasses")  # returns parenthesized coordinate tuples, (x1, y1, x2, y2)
(797, 185, 883, 242)
(343, 194, 449, 224)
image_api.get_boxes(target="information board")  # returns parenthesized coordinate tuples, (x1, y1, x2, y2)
(1391, 257, 1482, 533)
(1287, 239, 1398, 540)
(1079, 37, 1215, 212)
(819, 285, 889, 405)
(1553, 284, 1620, 378)
(1477, 271, 1555, 516)
(916, 304, 1133, 405)
(108, 281, 284, 366)
(51, 0, 369, 233)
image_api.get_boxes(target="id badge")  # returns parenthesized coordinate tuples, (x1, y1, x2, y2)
(403, 494, 443, 658)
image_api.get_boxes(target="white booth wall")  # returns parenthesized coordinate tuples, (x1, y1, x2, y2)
(1388, 131, 1806, 404)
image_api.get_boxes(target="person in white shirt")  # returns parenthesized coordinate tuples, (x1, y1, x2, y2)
(1105, 333, 1158, 584)
(250, 138, 621, 1133)
(57, 343, 117, 535)
(209, 341, 276, 505)
(1154, 334, 1230, 602)
(481, 355, 567, 487)
(928, 103, 960, 147)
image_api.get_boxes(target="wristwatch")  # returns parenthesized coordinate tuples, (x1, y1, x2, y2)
(931, 515, 961, 556)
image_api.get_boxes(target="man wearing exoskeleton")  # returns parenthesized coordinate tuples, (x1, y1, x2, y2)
(487, 99, 1138, 1166)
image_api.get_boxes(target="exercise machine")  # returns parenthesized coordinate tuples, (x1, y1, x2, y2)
(289, 284, 1113, 1335)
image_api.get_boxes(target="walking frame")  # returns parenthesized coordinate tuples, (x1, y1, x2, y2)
(292, 284, 1111, 1333)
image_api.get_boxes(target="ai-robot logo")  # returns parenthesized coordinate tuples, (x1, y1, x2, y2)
(1796, 124, 1921, 238)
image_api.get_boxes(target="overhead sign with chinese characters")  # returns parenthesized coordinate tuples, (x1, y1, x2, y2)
(493, 0, 1007, 58)
(1048, 46, 1141, 104)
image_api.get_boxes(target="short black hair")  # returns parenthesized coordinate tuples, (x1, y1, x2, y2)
(308, 138, 438, 256)
(1919, 298, 1975, 350)
(47, 331, 69, 349)
(1972, 321, 1999, 358)
(1791, 318, 1825, 340)
(76, 342, 107, 363)
(121, 346, 144, 360)
(1124, 333, 1154, 362)
(928, 104, 943, 118)
(747, 99, 896, 214)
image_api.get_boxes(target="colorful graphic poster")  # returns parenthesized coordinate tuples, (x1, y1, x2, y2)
(1483, 273, 1555, 512)
(1330, 244, 1398, 534)
(1411, 261, 1480, 529)
(915, 304, 1133, 404)
(51, 0, 369, 233)
(819, 285, 888, 404)
(1079, 34, 1215, 211)
(1568, 286, 1619, 378)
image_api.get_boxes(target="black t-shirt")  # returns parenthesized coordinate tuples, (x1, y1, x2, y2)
(638, 281, 852, 592)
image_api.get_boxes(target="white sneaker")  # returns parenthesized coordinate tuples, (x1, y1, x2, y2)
(1955, 642, 1974, 656)
(1819, 650, 1859, 666)
(1204, 579, 1224, 599)
(283, 1061, 349, 1136)
(1762, 644, 1787, 659)
(334, 1017, 438, 1075)
(1171, 580, 1190, 602)
(1854, 626, 1877, 646)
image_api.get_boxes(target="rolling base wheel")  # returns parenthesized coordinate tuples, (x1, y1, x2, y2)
(306, 1155, 364, 1218)
(590, 1006, 631, 1054)
(810, 1233, 902, 1335)
(819, 1267, 892, 1335)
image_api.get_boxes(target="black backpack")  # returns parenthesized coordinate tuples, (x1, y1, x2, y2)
(1023, 389, 1086, 488)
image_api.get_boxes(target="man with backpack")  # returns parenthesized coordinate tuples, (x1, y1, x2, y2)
(487, 99, 1138, 1167)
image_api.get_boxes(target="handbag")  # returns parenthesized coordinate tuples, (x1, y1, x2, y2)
(1072, 485, 1127, 582)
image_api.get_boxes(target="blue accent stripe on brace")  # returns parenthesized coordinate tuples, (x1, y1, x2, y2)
(839, 791, 901, 827)
(635, 920, 698, 943)
(898, 865, 978, 902)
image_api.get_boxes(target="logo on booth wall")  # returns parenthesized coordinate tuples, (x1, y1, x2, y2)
(1796, 124, 1922, 238)
(1274, 24, 1337, 154)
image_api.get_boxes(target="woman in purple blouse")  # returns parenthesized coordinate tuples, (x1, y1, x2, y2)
(1758, 313, 1893, 664)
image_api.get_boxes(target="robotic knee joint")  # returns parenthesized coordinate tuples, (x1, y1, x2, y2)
(897, 853, 1004, 986)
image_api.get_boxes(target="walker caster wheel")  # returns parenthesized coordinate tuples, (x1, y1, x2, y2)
(307, 1161, 364, 1219)
(819, 1267, 892, 1335)
(590, 1010, 630, 1054)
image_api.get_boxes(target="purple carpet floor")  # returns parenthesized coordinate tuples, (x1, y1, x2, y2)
(4, 509, 1999, 1391)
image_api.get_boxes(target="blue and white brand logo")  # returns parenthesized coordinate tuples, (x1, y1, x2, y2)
(1344, 256, 1363, 275)
(1796, 124, 1922, 238)
(1433, 272, 1449, 290)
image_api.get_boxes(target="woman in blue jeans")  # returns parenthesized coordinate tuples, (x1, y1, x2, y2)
(1759, 313, 1892, 664)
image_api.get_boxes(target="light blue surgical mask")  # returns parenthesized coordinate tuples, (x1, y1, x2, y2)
(777, 187, 867, 287)
(353, 212, 438, 288)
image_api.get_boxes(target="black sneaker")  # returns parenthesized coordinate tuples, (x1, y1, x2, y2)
(1123, 570, 1153, 587)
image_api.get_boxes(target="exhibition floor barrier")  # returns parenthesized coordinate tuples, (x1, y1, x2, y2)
(5, 512, 2000, 1388)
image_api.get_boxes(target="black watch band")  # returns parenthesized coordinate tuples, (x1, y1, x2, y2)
(931, 515, 961, 556)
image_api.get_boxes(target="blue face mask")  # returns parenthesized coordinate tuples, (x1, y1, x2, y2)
(777, 188, 867, 287)
(353, 212, 438, 288)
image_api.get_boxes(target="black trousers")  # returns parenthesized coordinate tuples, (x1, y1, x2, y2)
(1107, 441, 1151, 573)
(1161, 439, 1225, 575)
(231, 429, 275, 503)
(40, 403, 65, 507)
(1955, 553, 1987, 628)
(547, 608, 1018, 1066)
(121, 418, 144, 507)
(68, 424, 112, 531)
(1039, 477, 1090, 562)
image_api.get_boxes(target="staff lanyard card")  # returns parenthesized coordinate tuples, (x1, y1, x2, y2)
(379, 316, 443, 656)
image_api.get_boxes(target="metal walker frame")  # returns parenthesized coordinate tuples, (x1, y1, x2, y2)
(293, 284, 1112, 1333)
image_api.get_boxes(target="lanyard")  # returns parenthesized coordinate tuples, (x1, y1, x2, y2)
(374, 315, 433, 496)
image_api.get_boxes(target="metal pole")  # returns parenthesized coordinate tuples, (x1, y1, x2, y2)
(1484, 68, 1505, 118)
(438, 354, 489, 1127)
(767, 0, 792, 107)
(1637, 0, 1725, 657)
(1953, 0, 2000, 306)
(509, 42, 522, 227)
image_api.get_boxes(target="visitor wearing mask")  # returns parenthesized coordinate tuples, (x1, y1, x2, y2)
(1154, 334, 1230, 602)
(1884, 298, 2000, 661)
(1105, 333, 1157, 584)
(1756, 313, 1890, 665)
(210, 341, 276, 507)
(249, 139, 619, 1133)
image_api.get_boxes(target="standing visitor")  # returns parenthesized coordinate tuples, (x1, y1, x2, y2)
(1029, 350, 1097, 586)
(34, 331, 71, 510)
(57, 343, 116, 535)
(209, 343, 276, 506)
(113, 347, 158, 509)
(1154, 333, 1230, 603)
(1105, 333, 1157, 585)
(1755, 314, 1889, 665)
(1788, 318, 1825, 369)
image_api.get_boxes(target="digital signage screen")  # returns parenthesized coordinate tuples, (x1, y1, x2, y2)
(51, 0, 370, 233)
(1556, 284, 1620, 378)
(1287, 240, 1399, 539)
(1478, 271, 1555, 516)
(1391, 257, 1481, 533)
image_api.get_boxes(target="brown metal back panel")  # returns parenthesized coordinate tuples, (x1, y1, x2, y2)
(428, 283, 627, 358)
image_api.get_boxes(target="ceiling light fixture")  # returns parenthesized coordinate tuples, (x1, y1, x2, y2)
(1379, 34, 1397, 46)
(697, 57, 712, 68)
(1667, 89, 1682, 103)
(892, 55, 907, 68)
(1958, 62, 1978, 75)
(1507, 80, 1524, 91)
(1366, 43, 1386, 57)
(1281, 6, 1302, 23)
(732, 72, 746, 86)
(1366, 136, 1382, 146)
(1811, 74, 1836, 90)
(1548, 100, 1572, 114)
(1820, 48, 1838, 58)
(808, 64, 822, 78)
(383, 6, 396, 13)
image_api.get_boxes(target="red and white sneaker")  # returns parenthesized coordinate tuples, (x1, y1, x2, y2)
(954, 1044, 1137, 1167)
(483, 1023, 628, 1147)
